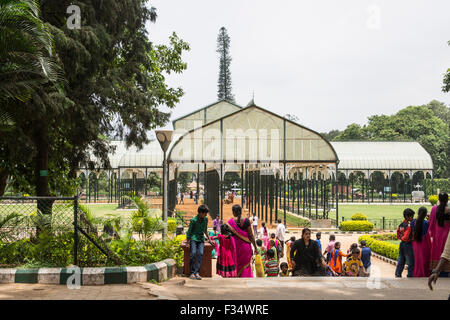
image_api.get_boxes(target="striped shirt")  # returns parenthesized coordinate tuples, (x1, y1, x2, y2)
(265, 258, 279, 277)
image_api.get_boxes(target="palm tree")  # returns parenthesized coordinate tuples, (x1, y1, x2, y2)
(0, 0, 59, 103)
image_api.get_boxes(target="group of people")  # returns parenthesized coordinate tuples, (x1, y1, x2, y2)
(395, 192, 450, 279)
(254, 230, 372, 277)
(184, 192, 449, 281)
(185, 204, 370, 279)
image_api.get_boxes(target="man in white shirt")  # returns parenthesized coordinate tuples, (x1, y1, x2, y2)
(275, 219, 286, 257)
(251, 213, 258, 238)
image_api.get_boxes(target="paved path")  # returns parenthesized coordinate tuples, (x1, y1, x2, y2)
(2, 230, 444, 300)
(1, 277, 448, 300)
(0, 283, 154, 300)
(157, 276, 450, 300)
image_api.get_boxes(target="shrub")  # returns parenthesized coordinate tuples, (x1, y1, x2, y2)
(428, 195, 438, 206)
(340, 220, 374, 231)
(358, 234, 399, 260)
(351, 213, 367, 221)
(167, 218, 177, 233)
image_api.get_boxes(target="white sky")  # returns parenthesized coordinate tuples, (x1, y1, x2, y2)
(147, 0, 450, 133)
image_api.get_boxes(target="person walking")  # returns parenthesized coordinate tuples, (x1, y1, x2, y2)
(179, 192, 184, 205)
(213, 215, 222, 232)
(290, 228, 326, 276)
(275, 219, 286, 257)
(395, 208, 415, 278)
(324, 234, 336, 263)
(226, 204, 258, 277)
(428, 192, 450, 277)
(251, 213, 258, 238)
(360, 240, 372, 276)
(185, 205, 215, 280)
(412, 207, 431, 277)
(428, 232, 450, 290)
(259, 222, 269, 247)
(212, 224, 237, 278)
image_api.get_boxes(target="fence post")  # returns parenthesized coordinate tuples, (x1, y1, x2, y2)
(73, 196, 78, 266)
(382, 216, 385, 230)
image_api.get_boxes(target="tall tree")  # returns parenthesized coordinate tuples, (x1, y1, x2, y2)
(443, 40, 450, 92)
(216, 26, 234, 102)
(0, 0, 190, 200)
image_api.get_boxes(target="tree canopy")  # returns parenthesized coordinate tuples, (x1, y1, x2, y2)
(334, 101, 449, 178)
(0, 0, 190, 196)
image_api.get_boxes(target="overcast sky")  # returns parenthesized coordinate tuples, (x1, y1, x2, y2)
(148, 0, 450, 133)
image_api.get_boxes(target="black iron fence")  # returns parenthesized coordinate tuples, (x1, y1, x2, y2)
(0, 196, 121, 267)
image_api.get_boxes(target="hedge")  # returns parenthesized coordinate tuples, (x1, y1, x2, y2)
(358, 234, 399, 260)
(351, 213, 367, 221)
(340, 220, 374, 231)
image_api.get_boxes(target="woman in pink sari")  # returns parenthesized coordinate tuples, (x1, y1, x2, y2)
(428, 192, 450, 276)
(227, 204, 258, 277)
(412, 207, 431, 277)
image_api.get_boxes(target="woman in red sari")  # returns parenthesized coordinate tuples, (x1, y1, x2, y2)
(226, 204, 258, 277)
(412, 207, 431, 277)
(428, 192, 450, 276)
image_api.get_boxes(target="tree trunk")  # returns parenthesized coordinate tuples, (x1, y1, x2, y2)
(34, 126, 53, 238)
(0, 169, 8, 196)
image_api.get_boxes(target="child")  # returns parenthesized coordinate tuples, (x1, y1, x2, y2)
(279, 262, 289, 277)
(264, 248, 279, 277)
(213, 224, 237, 278)
(395, 208, 415, 278)
(315, 232, 322, 252)
(268, 239, 278, 262)
(185, 205, 215, 280)
(259, 222, 269, 247)
(254, 239, 266, 277)
(328, 241, 347, 276)
(360, 240, 372, 276)
(268, 233, 280, 262)
(346, 243, 360, 261)
(324, 234, 336, 263)
(344, 248, 366, 277)
(256, 239, 267, 260)
(208, 226, 219, 259)
(286, 236, 296, 270)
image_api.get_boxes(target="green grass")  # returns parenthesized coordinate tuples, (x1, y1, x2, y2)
(85, 204, 161, 218)
(278, 210, 310, 227)
(338, 204, 433, 221)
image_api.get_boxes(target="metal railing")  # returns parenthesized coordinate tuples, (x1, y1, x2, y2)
(0, 196, 120, 267)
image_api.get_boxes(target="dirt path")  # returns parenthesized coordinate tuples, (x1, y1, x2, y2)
(175, 198, 282, 228)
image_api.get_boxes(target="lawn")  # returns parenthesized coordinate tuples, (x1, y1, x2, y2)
(277, 210, 310, 227)
(338, 204, 433, 221)
(85, 204, 161, 218)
